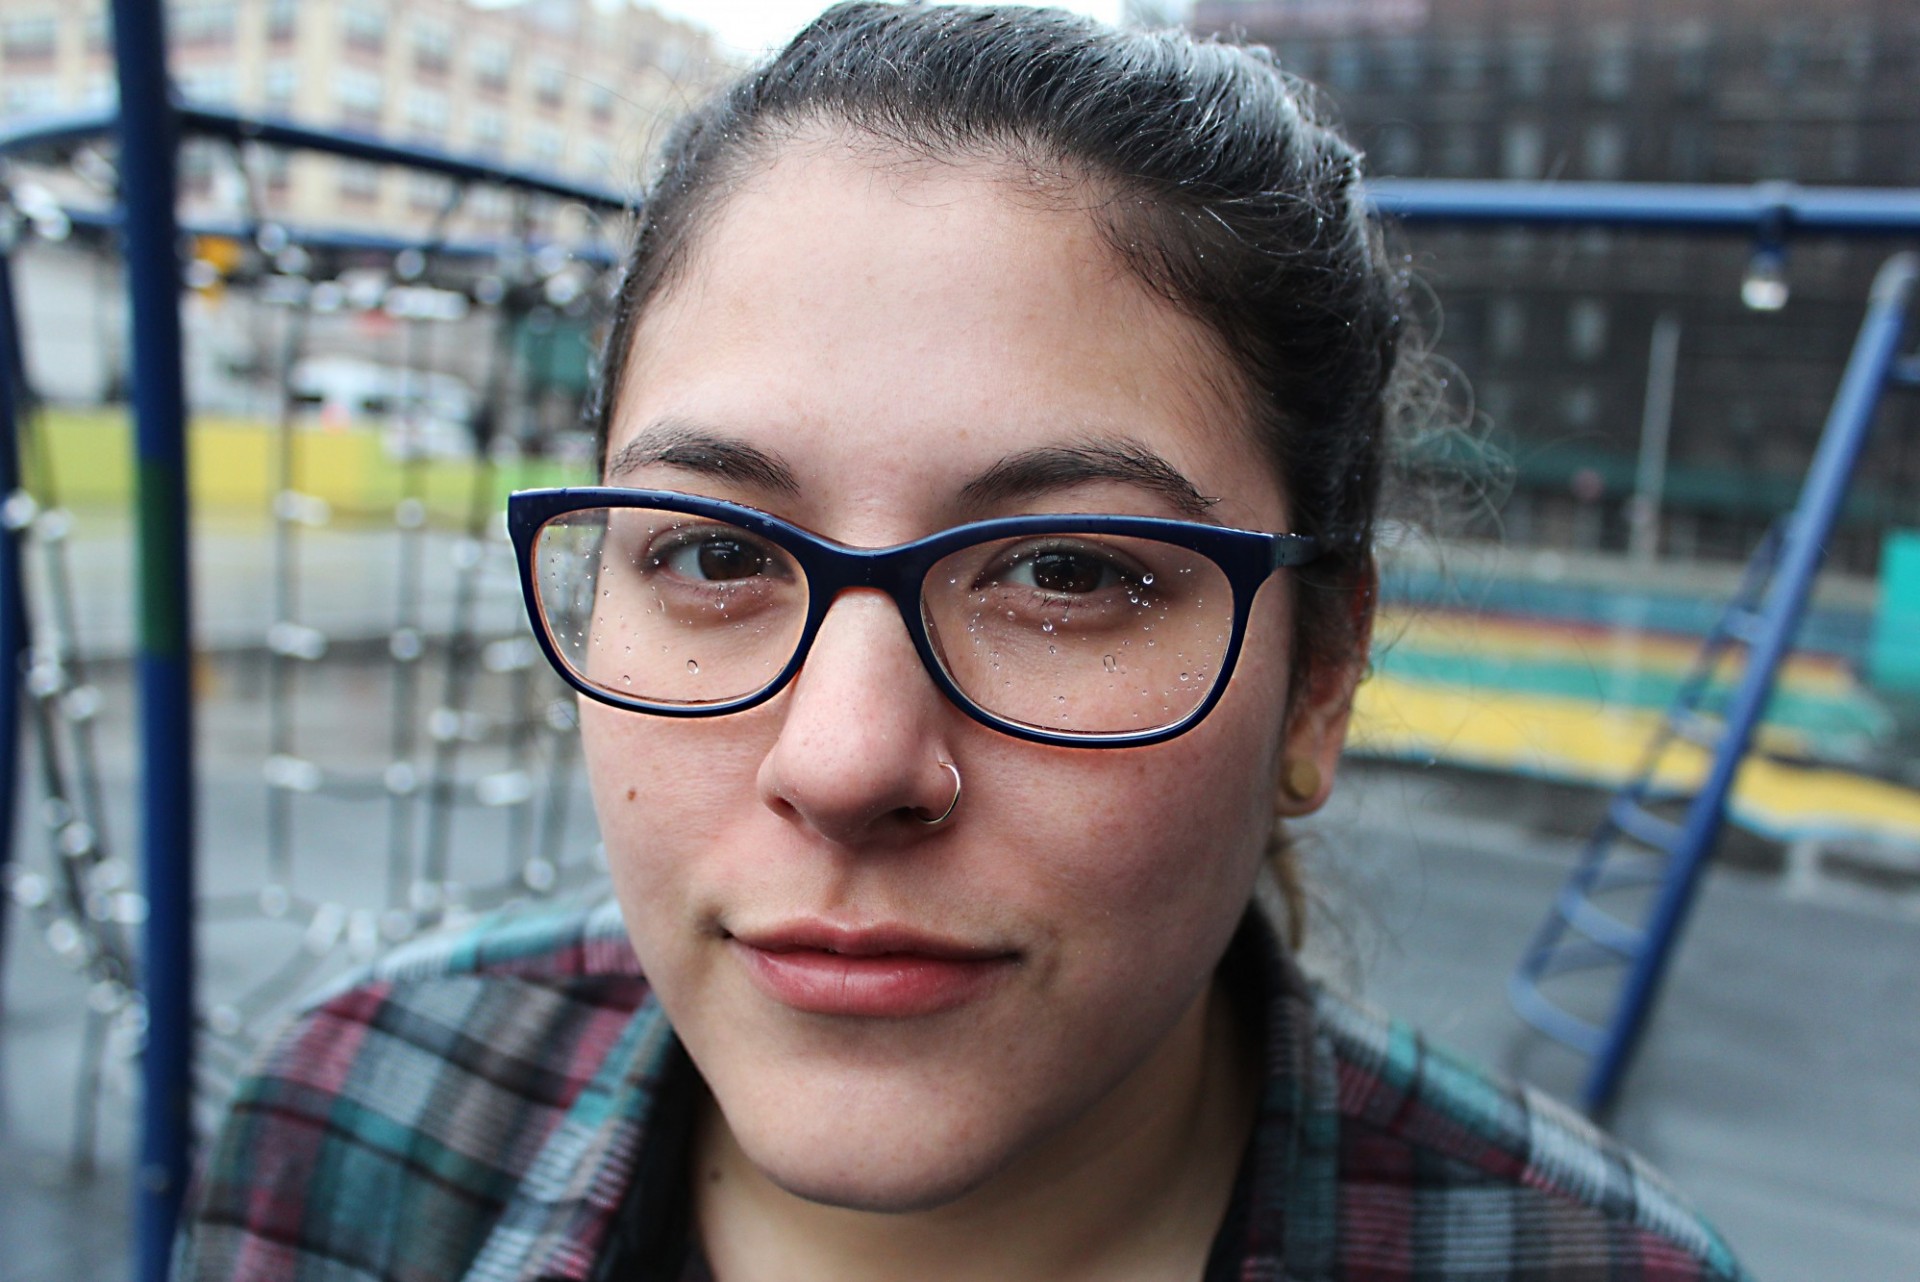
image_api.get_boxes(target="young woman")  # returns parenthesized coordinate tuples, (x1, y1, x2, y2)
(182, 6, 1748, 1279)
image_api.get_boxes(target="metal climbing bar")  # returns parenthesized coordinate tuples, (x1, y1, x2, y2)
(107, 0, 195, 1277)
(0, 248, 26, 998)
(1511, 252, 1920, 1115)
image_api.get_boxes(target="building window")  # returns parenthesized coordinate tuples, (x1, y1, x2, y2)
(471, 109, 506, 157)
(413, 19, 451, 74)
(341, 2, 387, 55)
(1672, 21, 1710, 96)
(1, 14, 57, 60)
(1326, 45, 1363, 92)
(177, 64, 237, 104)
(528, 126, 564, 170)
(1562, 385, 1599, 428)
(1589, 30, 1631, 100)
(1446, 39, 1485, 91)
(1491, 298, 1527, 358)
(1830, 125, 1860, 181)
(1567, 300, 1608, 362)
(1766, 22, 1803, 87)
(335, 66, 385, 128)
(265, 0, 297, 41)
(1374, 124, 1420, 175)
(1275, 41, 1317, 80)
(1441, 124, 1478, 177)
(1500, 122, 1544, 180)
(587, 82, 616, 123)
(405, 88, 449, 142)
(473, 39, 511, 92)
(258, 149, 291, 193)
(3, 77, 62, 115)
(1583, 122, 1626, 179)
(410, 172, 454, 211)
(1837, 21, 1873, 83)
(171, 2, 236, 47)
(533, 63, 567, 110)
(338, 160, 382, 202)
(1507, 33, 1552, 98)
(1669, 121, 1706, 180)
(1379, 38, 1421, 92)
(262, 60, 297, 111)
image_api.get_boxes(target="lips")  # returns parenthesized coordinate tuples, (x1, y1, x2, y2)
(728, 922, 1016, 1018)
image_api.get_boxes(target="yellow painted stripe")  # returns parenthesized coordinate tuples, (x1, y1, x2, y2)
(1351, 673, 1920, 844)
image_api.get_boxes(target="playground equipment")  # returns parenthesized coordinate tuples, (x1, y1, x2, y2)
(1508, 253, 1920, 1114)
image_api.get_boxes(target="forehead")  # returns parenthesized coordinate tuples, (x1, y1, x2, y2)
(616, 142, 1287, 533)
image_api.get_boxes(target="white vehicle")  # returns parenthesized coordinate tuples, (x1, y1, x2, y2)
(289, 356, 477, 459)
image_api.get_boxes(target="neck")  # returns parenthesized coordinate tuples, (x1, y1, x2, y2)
(692, 978, 1258, 1282)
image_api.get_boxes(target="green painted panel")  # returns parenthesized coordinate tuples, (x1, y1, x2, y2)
(1870, 529, 1920, 694)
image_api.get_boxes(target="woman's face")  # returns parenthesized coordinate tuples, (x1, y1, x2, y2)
(584, 140, 1356, 1211)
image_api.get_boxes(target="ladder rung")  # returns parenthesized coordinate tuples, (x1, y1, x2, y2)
(1554, 887, 1648, 957)
(1667, 709, 1722, 750)
(1590, 851, 1669, 894)
(1722, 607, 1769, 646)
(1508, 972, 1607, 1057)
(1523, 936, 1623, 979)
(1607, 798, 1682, 852)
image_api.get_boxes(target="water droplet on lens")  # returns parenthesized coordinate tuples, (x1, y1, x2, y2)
(1102, 654, 1118, 672)
(687, 659, 700, 674)
(1141, 573, 1155, 586)
(1179, 671, 1192, 682)
(1041, 621, 1055, 633)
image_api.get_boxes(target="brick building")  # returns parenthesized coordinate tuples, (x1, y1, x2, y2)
(0, 0, 725, 235)
(1191, 0, 1920, 567)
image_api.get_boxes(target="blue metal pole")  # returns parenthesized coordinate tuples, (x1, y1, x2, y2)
(109, 0, 197, 1277)
(0, 249, 27, 1005)
(1582, 252, 1919, 1114)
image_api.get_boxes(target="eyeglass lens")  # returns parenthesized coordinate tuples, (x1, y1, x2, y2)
(531, 506, 1234, 736)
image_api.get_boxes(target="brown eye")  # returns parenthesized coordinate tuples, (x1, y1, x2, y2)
(1026, 551, 1110, 595)
(650, 531, 783, 583)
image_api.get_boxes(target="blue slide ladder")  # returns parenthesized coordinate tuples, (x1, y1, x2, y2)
(1510, 252, 1920, 1116)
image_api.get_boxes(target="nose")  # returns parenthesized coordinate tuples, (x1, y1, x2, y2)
(755, 589, 959, 846)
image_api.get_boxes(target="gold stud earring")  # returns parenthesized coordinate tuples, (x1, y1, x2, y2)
(1280, 759, 1322, 804)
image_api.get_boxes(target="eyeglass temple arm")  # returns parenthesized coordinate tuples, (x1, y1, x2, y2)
(1269, 533, 1323, 570)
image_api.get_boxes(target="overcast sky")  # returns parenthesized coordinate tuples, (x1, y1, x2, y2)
(648, 0, 1130, 60)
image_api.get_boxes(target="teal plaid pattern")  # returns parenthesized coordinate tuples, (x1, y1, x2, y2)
(179, 897, 1749, 1281)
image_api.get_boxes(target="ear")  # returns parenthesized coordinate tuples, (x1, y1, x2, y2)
(1273, 561, 1375, 819)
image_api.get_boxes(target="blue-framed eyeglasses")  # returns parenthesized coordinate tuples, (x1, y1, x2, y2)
(507, 488, 1321, 747)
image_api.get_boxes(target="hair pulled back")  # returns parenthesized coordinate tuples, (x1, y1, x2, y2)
(594, 2, 1410, 941)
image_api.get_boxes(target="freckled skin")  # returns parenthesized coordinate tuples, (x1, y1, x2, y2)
(583, 140, 1359, 1280)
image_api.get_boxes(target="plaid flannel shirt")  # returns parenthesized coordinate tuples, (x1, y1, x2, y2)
(179, 895, 1750, 1282)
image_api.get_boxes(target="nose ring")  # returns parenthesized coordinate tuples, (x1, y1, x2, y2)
(916, 760, 962, 826)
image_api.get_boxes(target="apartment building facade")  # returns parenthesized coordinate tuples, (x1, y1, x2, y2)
(1191, 0, 1920, 566)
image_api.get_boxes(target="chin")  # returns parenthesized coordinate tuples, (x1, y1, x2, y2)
(751, 1143, 1005, 1215)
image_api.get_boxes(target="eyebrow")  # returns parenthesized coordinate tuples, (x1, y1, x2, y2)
(960, 440, 1221, 521)
(603, 421, 801, 496)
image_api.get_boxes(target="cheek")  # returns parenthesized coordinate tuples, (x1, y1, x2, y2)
(578, 705, 766, 936)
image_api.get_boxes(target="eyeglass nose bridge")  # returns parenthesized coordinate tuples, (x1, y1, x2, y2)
(788, 540, 946, 668)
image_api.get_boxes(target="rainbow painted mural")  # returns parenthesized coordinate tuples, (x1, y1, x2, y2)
(1350, 607, 1920, 847)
